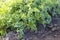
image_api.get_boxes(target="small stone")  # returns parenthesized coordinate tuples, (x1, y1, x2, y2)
(51, 27, 56, 31)
(49, 26, 53, 28)
(22, 39, 25, 40)
(54, 35, 57, 37)
(54, 24, 58, 27)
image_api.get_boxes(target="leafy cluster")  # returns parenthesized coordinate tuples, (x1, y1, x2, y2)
(0, 0, 60, 39)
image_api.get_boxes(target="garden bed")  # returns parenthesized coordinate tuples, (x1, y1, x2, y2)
(0, 15, 60, 40)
